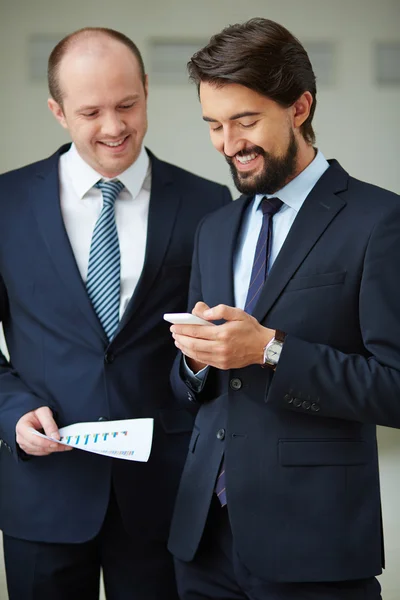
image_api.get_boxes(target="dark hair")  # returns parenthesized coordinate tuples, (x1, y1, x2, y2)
(48, 27, 146, 106)
(188, 18, 317, 144)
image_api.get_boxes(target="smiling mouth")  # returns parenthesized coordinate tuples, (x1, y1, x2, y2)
(236, 152, 259, 165)
(99, 136, 129, 148)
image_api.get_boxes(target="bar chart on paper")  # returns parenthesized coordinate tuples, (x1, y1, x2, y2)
(30, 418, 154, 462)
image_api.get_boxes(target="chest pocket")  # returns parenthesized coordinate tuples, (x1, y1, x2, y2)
(284, 270, 346, 293)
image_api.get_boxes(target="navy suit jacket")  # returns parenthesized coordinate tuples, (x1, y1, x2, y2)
(0, 144, 231, 543)
(168, 160, 400, 583)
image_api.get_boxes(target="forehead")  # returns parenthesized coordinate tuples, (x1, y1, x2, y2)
(58, 39, 143, 102)
(199, 82, 283, 122)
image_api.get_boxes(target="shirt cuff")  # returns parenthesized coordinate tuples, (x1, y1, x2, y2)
(182, 356, 209, 392)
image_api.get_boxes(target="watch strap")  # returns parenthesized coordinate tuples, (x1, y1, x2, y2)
(275, 329, 286, 343)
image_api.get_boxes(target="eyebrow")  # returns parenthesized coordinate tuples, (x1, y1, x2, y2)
(203, 111, 261, 123)
(77, 95, 140, 112)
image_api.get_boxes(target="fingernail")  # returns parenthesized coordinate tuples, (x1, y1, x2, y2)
(204, 310, 212, 317)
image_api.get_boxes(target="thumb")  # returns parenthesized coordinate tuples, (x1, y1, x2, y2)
(192, 302, 211, 318)
(203, 304, 246, 322)
(35, 407, 60, 440)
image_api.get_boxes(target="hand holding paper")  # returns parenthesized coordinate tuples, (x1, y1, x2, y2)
(30, 418, 153, 462)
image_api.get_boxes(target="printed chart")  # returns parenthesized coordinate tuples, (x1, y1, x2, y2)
(30, 418, 153, 461)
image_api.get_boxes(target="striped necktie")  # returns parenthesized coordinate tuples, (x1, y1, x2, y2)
(86, 180, 124, 341)
(215, 196, 283, 507)
(244, 196, 283, 314)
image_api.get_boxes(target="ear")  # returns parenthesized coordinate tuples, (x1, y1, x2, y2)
(144, 74, 149, 100)
(47, 98, 68, 129)
(292, 92, 313, 130)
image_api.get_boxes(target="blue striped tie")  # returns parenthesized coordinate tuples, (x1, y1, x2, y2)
(215, 196, 283, 507)
(86, 180, 124, 341)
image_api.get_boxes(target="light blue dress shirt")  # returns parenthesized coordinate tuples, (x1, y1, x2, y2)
(234, 150, 329, 309)
(185, 150, 330, 384)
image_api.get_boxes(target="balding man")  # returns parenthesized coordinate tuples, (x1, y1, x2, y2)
(0, 27, 231, 600)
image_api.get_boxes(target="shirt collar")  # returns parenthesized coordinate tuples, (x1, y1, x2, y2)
(253, 149, 330, 214)
(63, 143, 150, 199)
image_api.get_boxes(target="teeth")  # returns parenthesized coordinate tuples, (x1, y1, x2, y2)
(103, 139, 125, 147)
(236, 152, 257, 164)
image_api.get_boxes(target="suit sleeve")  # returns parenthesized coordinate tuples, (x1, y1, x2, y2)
(170, 216, 218, 406)
(0, 275, 52, 458)
(267, 205, 400, 428)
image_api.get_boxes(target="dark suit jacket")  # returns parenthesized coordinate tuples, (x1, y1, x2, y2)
(168, 160, 400, 583)
(0, 144, 231, 544)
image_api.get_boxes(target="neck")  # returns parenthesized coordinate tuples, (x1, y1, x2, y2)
(294, 141, 317, 178)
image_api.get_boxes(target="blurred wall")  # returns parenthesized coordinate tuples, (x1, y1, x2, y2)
(0, 1, 400, 598)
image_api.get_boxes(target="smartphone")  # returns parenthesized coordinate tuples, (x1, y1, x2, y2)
(163, 313, 210, 325)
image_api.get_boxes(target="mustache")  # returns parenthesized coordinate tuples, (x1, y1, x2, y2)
(224, 145, 266, 163)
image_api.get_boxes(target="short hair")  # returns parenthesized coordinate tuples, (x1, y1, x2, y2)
(48, 27, 146, 106)
(188, 18, 317, 144)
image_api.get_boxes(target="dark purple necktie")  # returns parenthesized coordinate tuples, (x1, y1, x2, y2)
(215, 196, 283, 507)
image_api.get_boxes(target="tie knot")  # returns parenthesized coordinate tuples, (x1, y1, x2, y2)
(95, 179, 124, 203)
(260, 196, 283, 217)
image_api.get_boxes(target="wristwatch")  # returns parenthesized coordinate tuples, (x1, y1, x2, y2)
(262, 330, 286, 368)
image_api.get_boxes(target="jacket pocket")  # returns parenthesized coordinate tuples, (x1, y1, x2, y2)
(284, 271, 346, 293)
(278, 439, 369, 466)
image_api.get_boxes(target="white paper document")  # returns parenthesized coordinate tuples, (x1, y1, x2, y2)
(30, 418, 153, 462)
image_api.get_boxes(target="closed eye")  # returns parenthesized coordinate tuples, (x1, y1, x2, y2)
(82, 111, 98, 118)
(240, 121, 257, 128)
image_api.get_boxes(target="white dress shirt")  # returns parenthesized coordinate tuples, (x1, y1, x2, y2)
(59, 143, 151, 320)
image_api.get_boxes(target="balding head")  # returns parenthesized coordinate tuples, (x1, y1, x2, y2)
(48, 27, 146, 106)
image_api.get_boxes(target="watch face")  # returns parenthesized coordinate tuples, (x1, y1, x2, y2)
(267, 341, 282, 360)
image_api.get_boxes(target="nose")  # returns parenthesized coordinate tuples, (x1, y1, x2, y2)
(221, 130, 243, 159)
(101, 112, 125, 138)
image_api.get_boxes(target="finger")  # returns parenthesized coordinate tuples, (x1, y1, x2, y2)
(192, 302, 211, 318)
(171, 323, 217, 338)
(173, 334, 218, 358)
(174, 331, 237, 370)
(49, 443, 73, 452)
(19, 439, 73, 456)
(203, 304, 247, 322)
(16, 427, 57, 452)
(35, 407, 60, 440)
(175, 341, 224, 368)
(18, 434, 58, 455)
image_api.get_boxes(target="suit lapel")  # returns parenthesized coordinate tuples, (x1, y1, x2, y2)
(31, 145, 107, 342)
(252, 161, 348, 324)
(117, 153, 181, 332)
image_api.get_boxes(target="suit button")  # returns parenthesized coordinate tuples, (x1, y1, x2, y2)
(302, 400, 311, 410)
(216, 428, 225, 440)
(311, 403, 320, 412)
(230, 378, 242, 390)
(293, 397, 302, 407)
(187, 392, 195, 402)
(284, 394, 293, 404)
(98, 416, 109, 422)
(104, 352, 114, 364)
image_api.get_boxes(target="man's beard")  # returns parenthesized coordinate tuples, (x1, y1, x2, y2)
(225, 129, 298, 195)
